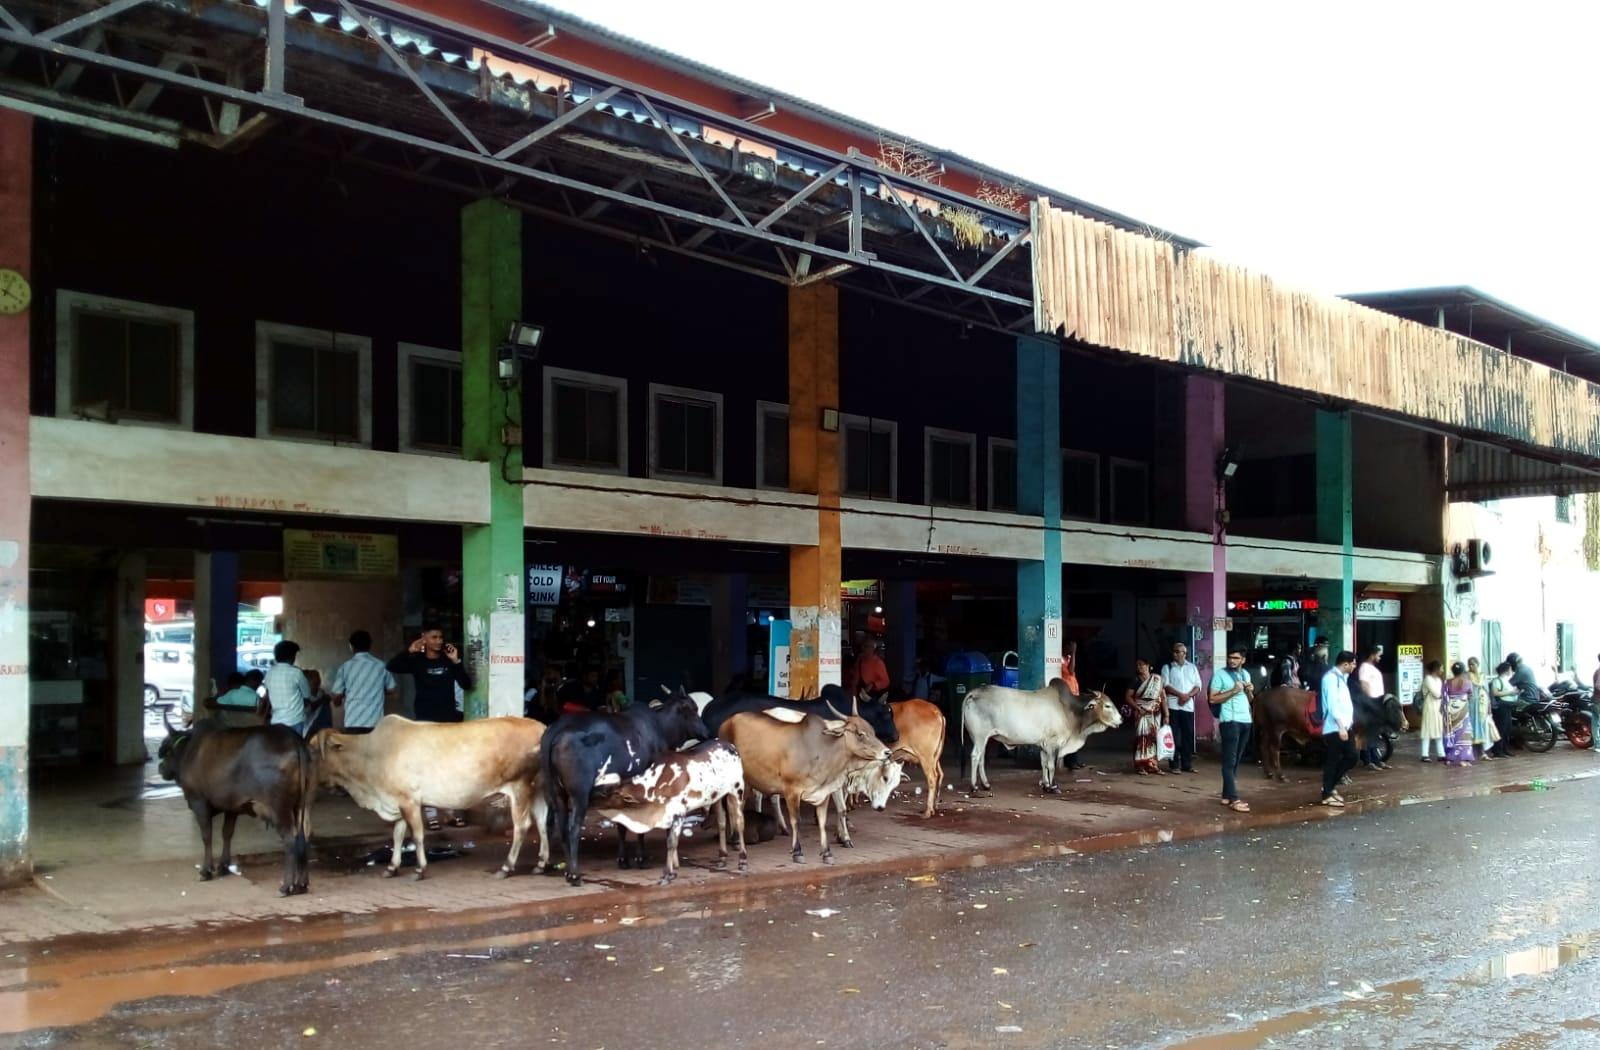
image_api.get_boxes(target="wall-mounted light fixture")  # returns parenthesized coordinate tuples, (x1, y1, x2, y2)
(820, 407, 841, 432)
(496, 321, 545, 386)
(1215, 445, 1241, 484)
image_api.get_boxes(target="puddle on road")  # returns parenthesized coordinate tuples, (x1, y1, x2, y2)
(1466, 931, 1593, 981)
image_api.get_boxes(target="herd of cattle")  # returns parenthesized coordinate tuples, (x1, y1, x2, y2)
(155, 673, 1396, 897)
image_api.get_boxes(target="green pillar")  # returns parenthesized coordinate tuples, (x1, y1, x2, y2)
(1315, 409, 1354, 652)
(461, 199, 525, 720)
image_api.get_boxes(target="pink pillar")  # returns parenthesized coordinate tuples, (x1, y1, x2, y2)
(1184, 376, 1225, 740)
(0, 109, 31, 886)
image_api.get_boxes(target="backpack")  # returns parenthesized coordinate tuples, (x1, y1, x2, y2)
(1307, 689, 1325, 735)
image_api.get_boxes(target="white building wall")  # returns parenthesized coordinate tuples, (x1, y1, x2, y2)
(1445, 495, 1594, 684)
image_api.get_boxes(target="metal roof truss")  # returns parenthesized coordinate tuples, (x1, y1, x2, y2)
(0, 0, 1036, 331)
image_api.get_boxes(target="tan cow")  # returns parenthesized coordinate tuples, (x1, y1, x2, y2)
(720, 699, 891, 864)
(310, 715, 547, 880)
(890, 699, 946, 817)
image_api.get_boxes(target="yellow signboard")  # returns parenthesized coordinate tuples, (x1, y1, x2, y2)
(283, 529, 398, 580)
(1396, 645, 1424, 656)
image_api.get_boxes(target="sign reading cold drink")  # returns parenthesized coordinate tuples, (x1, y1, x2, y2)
(527, 565, 563, 606)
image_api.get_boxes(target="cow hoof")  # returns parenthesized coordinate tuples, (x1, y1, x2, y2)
(1042, 784, 1061, 795)
(565, 872, 583, 887)
(383, 867, 399, 879)
(495, 866, 514, 880)
(411, 869, 426, 881)
(821, 850, 835, 865)
(214, 865, 232, 878)
(634, 857, 648, 870)
(198, 868, 214, 882)
(839, 839, 854, 849)
(791, 850, 804, 863)
(737, 855, 748, 871)
(711, 857, 727, 870)
(617, 857, 631, 870)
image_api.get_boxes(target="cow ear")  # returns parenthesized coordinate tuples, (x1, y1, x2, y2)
(648, 699, 664, 710)
(821, 719, 846, 736)
(890, 747, 917, 764)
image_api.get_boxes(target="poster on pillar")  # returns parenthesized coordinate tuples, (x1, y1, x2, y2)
(1043, 617, 1063, 684)
(768, 619, 791, 698)
(487, 611, 524, 718)
(818, 613, 842, 688)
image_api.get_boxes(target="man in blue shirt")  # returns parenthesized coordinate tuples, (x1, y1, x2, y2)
(1320, 650, 1359, 807)
(1210, 646, 1255, 812)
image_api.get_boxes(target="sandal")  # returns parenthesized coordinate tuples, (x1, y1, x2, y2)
(447, 816, 470, 828)
(1227, 800, 1250, 812)
(426, 820, 442, 832)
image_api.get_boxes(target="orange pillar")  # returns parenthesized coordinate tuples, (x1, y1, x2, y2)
(0, 110, 31, 887)
(787, 284, 842, 697)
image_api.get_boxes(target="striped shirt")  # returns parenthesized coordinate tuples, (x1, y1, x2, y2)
(330, 651, 395, 729)
(263, 662, 312, 729)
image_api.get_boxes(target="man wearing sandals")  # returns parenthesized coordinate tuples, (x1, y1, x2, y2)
(1210, 647, 1255, 812)
(1319, 650, 1359, 808)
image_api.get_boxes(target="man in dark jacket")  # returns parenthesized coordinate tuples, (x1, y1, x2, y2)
(1301, 640, 1331, 692)
(388, 624, 472, 724)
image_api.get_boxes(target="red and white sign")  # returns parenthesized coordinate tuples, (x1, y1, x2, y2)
(145, 598, 176, 622)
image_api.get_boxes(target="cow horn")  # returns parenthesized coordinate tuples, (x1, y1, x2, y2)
(851, 694, 860, 717)
(162, 708, 177, 735)
(824, 699, 847, 720)
(660, 684, 672, 697)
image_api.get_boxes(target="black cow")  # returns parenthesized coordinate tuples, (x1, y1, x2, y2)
(702, 684, 900, 746)
(157, 717, 315, 895)
(540, 690, 710, 886)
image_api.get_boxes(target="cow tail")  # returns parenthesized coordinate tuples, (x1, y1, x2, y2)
(294, 742, 314, 865)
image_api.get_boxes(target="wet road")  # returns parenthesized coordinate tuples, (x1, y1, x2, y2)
(3, 778, 1598, 1050)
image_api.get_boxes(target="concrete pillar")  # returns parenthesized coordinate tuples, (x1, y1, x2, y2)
(887, 578, 917, 692)
(787, 284, 842, 697)
(1315, 409, 1354, 653)
(460, 199, 525, 719)
(115, 553, 147, 764)
(193, 550, 240, 702)
(0, 109, 31, 887)
(1184, 376, 1226, 737)
(710, 573, 749, 693)
(1016, 336, 1062, 689)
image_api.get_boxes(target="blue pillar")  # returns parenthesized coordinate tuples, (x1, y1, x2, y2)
(208, 552, 240, 681)
(887, 578, 917, 692)
(1016, 336, 1063, 689)
(1315, 409, 1354, 652)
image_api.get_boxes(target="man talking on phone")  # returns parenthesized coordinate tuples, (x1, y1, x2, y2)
(389, 624, 475, 829)
(388, 624, 473, 724)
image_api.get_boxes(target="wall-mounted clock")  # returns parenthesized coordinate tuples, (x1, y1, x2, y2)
(0, 269, 31, 315)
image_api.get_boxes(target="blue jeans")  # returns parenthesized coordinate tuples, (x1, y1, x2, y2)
(1219, 721, 1250, 802)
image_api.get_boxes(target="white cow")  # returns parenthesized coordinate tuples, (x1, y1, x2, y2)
(592, 739, 748, 884)
(962, 680, 1123, 794)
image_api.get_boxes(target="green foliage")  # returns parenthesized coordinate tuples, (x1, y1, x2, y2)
(1584, 494, 1600, 572)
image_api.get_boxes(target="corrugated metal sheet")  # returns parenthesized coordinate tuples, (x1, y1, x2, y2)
(1446, 442, 1600, 501)
(1032, 200, 1600, 461)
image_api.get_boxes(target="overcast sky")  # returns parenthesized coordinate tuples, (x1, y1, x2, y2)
(541, 0, 1600, 342)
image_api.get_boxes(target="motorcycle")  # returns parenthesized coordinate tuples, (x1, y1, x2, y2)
(1507, 694, 1561, 753)
(1548, 679, 1595, 749)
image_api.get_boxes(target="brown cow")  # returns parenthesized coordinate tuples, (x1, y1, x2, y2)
(310, 715, 547, 879)
(157, 718, 314, 896)
(720, 699, 891, 864)
(890, 699, 946, 818)
(1251, 685, 1405, 781)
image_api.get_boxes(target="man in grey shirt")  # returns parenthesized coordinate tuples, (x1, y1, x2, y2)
(330, 629, 397, 733)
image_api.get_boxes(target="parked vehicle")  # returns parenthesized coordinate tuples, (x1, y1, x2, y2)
(1507, 694, 1561, 753)
(1549, 679, 1595, 749)
(144, 642, 194, 707)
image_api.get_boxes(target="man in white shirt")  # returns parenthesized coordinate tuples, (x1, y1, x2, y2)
(1161, 642, 1204, 774)
(1355, 646, 1389, 770)
(1320, 650, 1359, 807)
(260, 640, 313, 736)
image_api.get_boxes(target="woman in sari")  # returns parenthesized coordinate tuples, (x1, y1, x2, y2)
(1127, 657, 1166, 774)
(1442, 661, 1476, 767)
(1466, 656, 1497, 759)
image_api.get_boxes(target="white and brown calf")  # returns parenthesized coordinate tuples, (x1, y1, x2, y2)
(592, 739, 748, 884)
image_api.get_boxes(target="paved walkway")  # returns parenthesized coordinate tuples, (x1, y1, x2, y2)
(4, 738, 1596, 944)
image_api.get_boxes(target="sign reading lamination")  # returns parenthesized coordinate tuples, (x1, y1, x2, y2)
(283, 530, 398, 579)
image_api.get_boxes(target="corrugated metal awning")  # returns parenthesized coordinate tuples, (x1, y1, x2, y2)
(1446, 442, 1600, 501)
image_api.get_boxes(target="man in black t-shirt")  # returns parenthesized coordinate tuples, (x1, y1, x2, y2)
(388, 624, 473, 724)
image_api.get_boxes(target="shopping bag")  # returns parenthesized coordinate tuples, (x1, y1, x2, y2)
(1156, 724, 1176, 761)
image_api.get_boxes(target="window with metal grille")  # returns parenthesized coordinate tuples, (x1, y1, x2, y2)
(57, 291, 193, 427)
(989, 439, 1017, 512)
(545, 367, 626, 473)
(925, 428, 975, 507)
(1481, 619, 1503, 670)
(402, 346, 461, 455)
(256, 322, 369, 444)
(649, 384, 720, 482)
(843, 416, 896, 499)
(1061, 450, 1100, 522)
(1557, 621, 1576, 674)
(756, 402, 789, 490)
